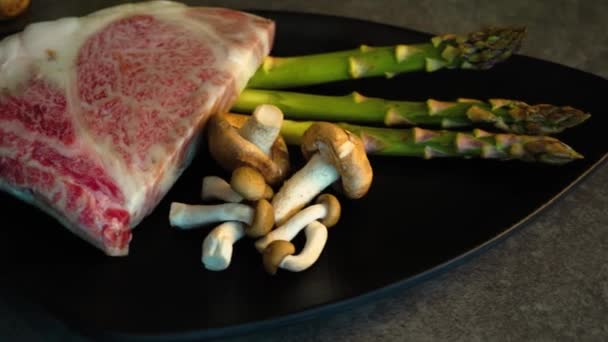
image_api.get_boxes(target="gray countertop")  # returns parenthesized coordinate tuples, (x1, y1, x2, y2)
(2, 1, 607, 341)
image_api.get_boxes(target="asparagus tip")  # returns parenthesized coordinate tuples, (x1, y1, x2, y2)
(433, 25, 527, 70)
(491, 99, 592, 134)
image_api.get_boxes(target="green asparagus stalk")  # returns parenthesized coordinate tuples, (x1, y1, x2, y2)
(225, 113, 583, 165)
(233, 89, 591, 135)
(247, 26, 526, 89)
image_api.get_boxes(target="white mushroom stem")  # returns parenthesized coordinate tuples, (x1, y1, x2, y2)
(272, 152, 340, 224)
(238, 104, 283, 155)
(279, 221, 328, 272)
(201, 176, 243, 203)
(255, 201, 328, 252)
(169, 202, 253, 229)
(201, 221, 246, 271)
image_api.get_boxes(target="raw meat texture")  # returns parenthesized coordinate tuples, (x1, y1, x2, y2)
(0, 1, 274, 256)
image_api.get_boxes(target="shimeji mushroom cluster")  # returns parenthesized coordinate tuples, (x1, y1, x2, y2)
(169, 105, 373, 274)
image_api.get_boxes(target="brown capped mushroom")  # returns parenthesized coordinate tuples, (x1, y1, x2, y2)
(316, 193, 341, 228)
(261, 220, 330, 274)
(263, 240, 295, 275)
(262, 186, 274, 200)
(279, 220, 329, 272)
(169, 199, 273, 236)
(0, 0, 30, 20)
(230, 166, 274, 201)
(256, 193, 341, 252)
(271, 122, 372, 225)
(199, 200, 274, 272)
(247, 199, 274, 238)
(207, 109, 290, 186)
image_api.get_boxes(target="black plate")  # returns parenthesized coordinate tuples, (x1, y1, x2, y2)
(2, 6, 607, 341)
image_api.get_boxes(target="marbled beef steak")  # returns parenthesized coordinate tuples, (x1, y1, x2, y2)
(0, 1, 274, 255)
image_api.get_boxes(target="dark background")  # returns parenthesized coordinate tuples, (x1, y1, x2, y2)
(1, 1, 606, 341)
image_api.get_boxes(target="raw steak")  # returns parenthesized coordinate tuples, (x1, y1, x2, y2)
(0, 1, 274, 256)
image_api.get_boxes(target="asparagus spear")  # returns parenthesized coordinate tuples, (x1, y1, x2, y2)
(247, 26, 526, 89)
(225, 113, 583, 165)
(233, 89, 591, 135)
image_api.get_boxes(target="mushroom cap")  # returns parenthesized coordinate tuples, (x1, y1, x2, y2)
(262, 184, 274, 200)
(0, 0, 30, 18)
(207, 113, 290, 186)
(247, 199, 275, 238)
(301, 122, 373, 199)
(263, 240, 295, 275)
(315, 194, 341, 228)
(230, 166, 267, 201)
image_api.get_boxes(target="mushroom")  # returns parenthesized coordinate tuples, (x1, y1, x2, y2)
(262, 221, 329, 274)
(170, 202, 252, 229)
(262, 240, 295, 275)
(255, 193, 340, 252)
(279, 221, 329, 272)
(271, 122, 373, 225)
(207, 106, 290, 186)
(245, 199, 275, 238)
(201, 221, 246, 271)
(230, 166, 274, 201)
(169, 200, 273, 237)
(201, 171, 273, 203)
(200, 175, 244, 203)
(0, 0, 30, 20)
(238, 104, 284, 155)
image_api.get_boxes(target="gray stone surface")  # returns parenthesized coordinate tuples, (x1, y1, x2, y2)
(1, 1, 606, 341)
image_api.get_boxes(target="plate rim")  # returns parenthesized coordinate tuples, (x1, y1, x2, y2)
(3, 9, 607, 341)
